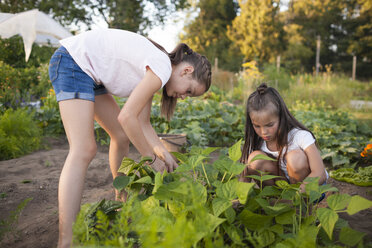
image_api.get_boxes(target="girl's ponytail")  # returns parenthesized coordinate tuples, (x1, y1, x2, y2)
(169, 43, 194, 65)
(161, 43, 212, 120)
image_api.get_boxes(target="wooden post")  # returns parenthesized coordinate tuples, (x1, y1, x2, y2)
(276, 55, 281, 73)
(214, 57, 218, 72)
(352, 55, 356, 81)
(315, 35, 321, 76)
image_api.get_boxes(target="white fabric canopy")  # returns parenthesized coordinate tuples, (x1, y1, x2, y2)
(0, 9, 72, 61)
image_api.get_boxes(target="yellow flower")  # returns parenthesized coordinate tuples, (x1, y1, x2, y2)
(361, 144, 372, 157)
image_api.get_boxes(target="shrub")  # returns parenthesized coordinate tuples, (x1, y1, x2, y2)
(0, 61, 51, 110)
(0, 108, 42, 160)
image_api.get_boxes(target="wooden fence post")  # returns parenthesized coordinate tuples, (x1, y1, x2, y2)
(352, 55, 356, 81)
(276, 55, 281, 73)
(315, 35, 321, 76)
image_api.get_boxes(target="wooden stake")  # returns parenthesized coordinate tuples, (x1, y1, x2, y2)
(352, 55, 356, 81)
(315, 35, 321, 76)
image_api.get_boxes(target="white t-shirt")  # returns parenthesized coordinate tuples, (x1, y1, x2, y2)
(60, 28, 172, 97)
(261, 128, 328, 180)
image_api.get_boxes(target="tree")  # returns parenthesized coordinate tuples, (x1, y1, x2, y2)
(0, 0, 189, 34)
(227, 0, 285, 65)
(180, 0, 243, 71)
(0, 0, 91, 27)
(288, 0, 372, 77)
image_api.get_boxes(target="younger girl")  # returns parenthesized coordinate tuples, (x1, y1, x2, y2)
(49, 28, 211, 248)
(240, 83, 328, 189)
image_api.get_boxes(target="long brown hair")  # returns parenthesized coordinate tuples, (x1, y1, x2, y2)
(240, 83, 316, 166)
(148, 39, 212, 120)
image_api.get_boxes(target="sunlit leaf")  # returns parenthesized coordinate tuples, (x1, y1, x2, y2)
(133, 176, 152, 185)
(317, 208, 338, 239)
(327, 194, 351, 211)
(236, 182, 255, 204)
(216, 180, 238, 200)
(228, 139, 242, 162)
(346, 195, 372, 215)
(249, 154, 277, 164)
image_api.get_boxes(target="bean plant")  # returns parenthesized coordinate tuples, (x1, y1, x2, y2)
(73, 141, 372, 247)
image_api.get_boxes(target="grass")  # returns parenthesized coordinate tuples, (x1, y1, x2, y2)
(351, 111, 372, 129)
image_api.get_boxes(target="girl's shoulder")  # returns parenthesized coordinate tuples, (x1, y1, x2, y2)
(288, 128, 315, 149)
(289, 128, 312, 137)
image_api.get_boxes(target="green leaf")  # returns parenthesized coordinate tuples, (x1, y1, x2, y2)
(189, 155, 207, 169)
(249, 154, 277, 164)
(193, 213, 225, 245)
(275, 209, 295, 225)
(222, 223, 243, 245)
(174, 163, 192, 173)
(238, 209, 273, 231)
(201, 147, 220, 156)
(152, 172, 163, 194)
(113, 176, 130, 191)
(236, 182, 255, 204)
(264, 204, 292, 216)
(261, 175, 282, 181)
(246, 175, 261, 181)
(275, 180, 290, 189)
(133, 176, 152, 185)
(259, 186, 281, 197)
(316, 208, 338, 240)
(346, 195, 372, 215)
(213, 157, 233, 173)
(216, 180, 238, 200)
(228, 139, 242, 162)
(117, 157, 136, 174)
(140, 156, 153, 163)
(339, 226, 365, 246)
(224, 206, 236, 224)
(171, 152, 188, 163)
(319, 184, 339, 194)
(327, 194, 351, 211)
(226, 162, 246, 175)
(258, 230, 276, 247)
(212, 197, 231, 217)
(304, 177, 319, 195)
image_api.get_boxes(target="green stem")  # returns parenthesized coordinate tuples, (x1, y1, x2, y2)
(221, 172, 227, 182)
(227, 173, 234, 183)
(201, 163, 210, 186)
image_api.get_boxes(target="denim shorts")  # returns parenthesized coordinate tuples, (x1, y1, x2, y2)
(48, 46, 108, 102)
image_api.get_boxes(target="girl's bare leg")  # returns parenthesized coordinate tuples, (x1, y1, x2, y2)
(240, 151, 278, 186)
(286, 149, 311, 184)
(58, 99, 96, 248)
(94, 94, 130, 201)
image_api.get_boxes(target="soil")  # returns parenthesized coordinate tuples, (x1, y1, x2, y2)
(0, 137, 371, 248)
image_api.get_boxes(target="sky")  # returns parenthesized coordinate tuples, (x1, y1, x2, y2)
(86, 8, 190, 52)
(147, 19, 183, 52)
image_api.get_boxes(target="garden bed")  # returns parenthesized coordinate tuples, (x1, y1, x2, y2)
(0, 137, 371, 247)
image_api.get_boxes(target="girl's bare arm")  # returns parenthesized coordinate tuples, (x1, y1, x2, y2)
(138, 96, 178, 172)
(304, 143, 327, 184)
(118, 67, 162, 158)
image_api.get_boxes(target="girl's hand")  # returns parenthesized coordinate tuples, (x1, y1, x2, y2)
(163, 153, 179, 173)
(150, 158, 166, 173)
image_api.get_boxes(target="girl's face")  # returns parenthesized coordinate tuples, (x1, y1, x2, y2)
(249, 106, 280, 144)
(166, 63, 206, 100)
